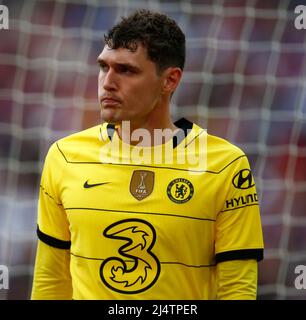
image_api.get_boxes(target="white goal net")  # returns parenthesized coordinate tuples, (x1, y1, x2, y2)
(0, 0, 306, 299)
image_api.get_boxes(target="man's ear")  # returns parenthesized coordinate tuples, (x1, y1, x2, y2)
(162, 67, 183, 94)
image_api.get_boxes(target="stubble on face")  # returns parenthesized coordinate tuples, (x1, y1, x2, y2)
(98, 45, 164, 127)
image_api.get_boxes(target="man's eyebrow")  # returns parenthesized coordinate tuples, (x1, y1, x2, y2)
(97, 57, 105, 64)
(118, 63, 141, 71)
(97, 58, 140, 70)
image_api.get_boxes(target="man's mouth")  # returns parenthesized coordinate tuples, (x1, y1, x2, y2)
(101, 96, 121, 107)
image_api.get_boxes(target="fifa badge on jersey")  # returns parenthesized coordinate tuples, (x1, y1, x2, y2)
(167, 178, 194, 204)
(130, 170, 154, 201)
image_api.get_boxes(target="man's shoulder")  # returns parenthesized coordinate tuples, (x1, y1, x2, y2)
(207, 132, 244, 156)
(47, 124, 103, 163)
(205, 131, 247, 173)
(192, 121, 244, 157)
(175, 119, 248, 173)
(57, 124, 102, 144)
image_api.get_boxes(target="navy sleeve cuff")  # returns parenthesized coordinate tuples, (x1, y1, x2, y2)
(215, 248, 264, 263)
(37, 225, 71, 250)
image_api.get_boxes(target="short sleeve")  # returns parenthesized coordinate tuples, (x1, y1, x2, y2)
(37, 142, 71, 249)
(215, 154, 264, 263)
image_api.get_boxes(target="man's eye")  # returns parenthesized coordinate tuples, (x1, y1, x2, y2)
(100, 64, 108, 72)
(119, 66, 130, 73)
(118, 66, 136, 74)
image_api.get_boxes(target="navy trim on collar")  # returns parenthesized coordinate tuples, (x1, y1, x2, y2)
(172, 118, 194, 149)
(106, 123, 116, 140)
(105, 118, 194, 149)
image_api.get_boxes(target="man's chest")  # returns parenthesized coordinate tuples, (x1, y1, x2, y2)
(61, 165, 222, 266)
(60, 164, 223, 220)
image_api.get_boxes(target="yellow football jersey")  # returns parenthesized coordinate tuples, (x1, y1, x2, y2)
(36, 118, 264, 299)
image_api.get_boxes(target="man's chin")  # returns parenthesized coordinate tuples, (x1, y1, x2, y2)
(100, 110, 121, 124)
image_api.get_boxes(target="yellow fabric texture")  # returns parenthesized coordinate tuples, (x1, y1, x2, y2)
(32, 243, 258, 300)
(31, 240, 72, 300)
(31, 120, 264, 299)
(216, 259, 258, 300)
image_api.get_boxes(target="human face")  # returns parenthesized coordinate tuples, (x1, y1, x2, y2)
(97, 44, 164, 125)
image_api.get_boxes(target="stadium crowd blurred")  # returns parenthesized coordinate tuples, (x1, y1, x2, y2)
(0, 0, 306, 299)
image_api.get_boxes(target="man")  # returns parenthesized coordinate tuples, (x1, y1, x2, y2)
(31, 9, 264, 300)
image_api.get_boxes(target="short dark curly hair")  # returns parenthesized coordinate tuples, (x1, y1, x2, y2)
(104, 10, 186, 74)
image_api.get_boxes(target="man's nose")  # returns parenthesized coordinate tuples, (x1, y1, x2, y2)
(102, 69, 117, 91)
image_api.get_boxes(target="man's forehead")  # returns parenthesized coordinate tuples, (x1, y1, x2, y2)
(98, 44, 148, 62)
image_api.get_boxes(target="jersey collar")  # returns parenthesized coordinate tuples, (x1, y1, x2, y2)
(104, 118, 194, 149)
